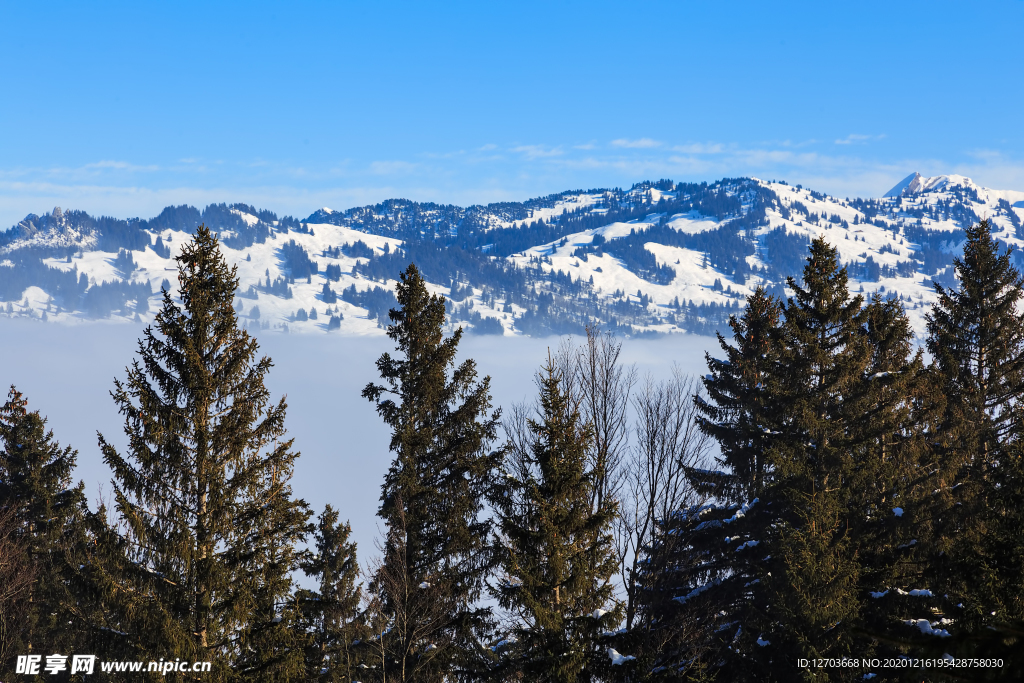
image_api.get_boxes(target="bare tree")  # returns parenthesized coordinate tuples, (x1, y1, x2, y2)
(0, 505, 35, 676)
(617, 367, 713, 629)
(552, 327, 637, 513)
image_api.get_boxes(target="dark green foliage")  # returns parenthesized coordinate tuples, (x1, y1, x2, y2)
(639, 287, 790, 681)
(0, 387, 88, 667)
(745, 238, 885, 680)
(296, 505, 367, 682)
(692, 286, 784, 501)
(362, 263, 501, 682)
(489, 359, 621, 682)
(626, 497, 768, 682)
(92, 225, 311, 681)
(917, 218, 1024, 642)
(645, 239, 926, 682)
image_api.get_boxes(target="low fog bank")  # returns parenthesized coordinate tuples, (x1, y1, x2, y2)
(0, 319, 720, 559)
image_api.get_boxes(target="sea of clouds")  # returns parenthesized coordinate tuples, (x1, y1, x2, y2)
(0, 319, 720, 563)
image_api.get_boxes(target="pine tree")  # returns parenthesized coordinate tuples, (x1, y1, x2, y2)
(362, 263, 501, 683)
(0, 386, 88, 664)
(92, 225, 311, 681)
(761, 238, 871, 679)
(296, 505, 366, 682)
(651, 242, 925, 682)
(693, 286, 785, 500)
(489, 357, 621, 683)
(625, 287, 787, 682)
(918, 218, 1024, 643)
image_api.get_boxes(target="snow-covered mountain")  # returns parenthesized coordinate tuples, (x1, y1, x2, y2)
(2, 175, 1023, 338)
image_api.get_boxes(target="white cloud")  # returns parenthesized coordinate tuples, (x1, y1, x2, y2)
(671, 143, 725, 154)
(834, 133, 885, 145)
(80, 160, 162, 172)
(610, 138, 661, 149)
(511, 145, 563, 159)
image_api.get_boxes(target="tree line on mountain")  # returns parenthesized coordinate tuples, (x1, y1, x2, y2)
(6, 219, 1024, 681)
(6, 177, 1007, 339)
(0, 202, 312, 256)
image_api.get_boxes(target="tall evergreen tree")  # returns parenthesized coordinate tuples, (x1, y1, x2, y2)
(92, 226, 311, 681)
(489, 357, 621, 683)
(0, 386, 88, 664)
(296, 505, 366, 682)
(919, 218, 1024, 642)
(764, 239, 870, 676)
(362, 263, 501, 683)
(642, 241, 924, 682)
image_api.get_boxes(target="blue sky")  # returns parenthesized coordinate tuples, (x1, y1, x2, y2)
(2, 1, 1023, 227)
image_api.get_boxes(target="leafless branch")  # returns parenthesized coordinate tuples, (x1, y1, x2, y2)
(617, 367, 713, 629)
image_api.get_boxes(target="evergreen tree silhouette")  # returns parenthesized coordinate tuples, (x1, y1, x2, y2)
(489, 356, 621, 683)
(362, 263, 501, 682)
(0, 386, 88, 669)
(92, 225, 311, 681)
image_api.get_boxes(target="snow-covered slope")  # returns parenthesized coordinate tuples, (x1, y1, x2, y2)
(2, 175, 1022, 339)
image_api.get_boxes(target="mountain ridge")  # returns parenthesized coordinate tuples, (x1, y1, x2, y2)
(2, 174, 1022, 339)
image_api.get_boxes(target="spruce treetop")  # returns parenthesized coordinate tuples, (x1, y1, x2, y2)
(926, 218, 1024, 444)
(695, 286, 784, 500)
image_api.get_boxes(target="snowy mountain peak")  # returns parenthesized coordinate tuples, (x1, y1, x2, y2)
(885, 173, 982, 198)
(906, 174, 977, 196)
(884, 173, 920, 198)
